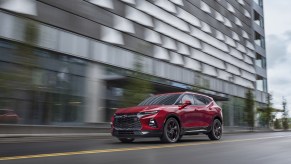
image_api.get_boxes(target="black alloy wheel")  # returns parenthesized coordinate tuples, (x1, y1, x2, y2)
(118, 138, 135, 143)
(160, 118, 180, 143)
(208, 119, 222, 140)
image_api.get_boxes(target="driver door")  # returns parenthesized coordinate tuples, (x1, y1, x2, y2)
(179, 94, 200, 128)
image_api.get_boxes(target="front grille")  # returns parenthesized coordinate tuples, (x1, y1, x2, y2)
(117, 130, 135, 135)
(114, 114, 141, 130)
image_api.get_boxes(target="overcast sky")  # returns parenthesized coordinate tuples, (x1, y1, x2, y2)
(264, 0, 291, 113)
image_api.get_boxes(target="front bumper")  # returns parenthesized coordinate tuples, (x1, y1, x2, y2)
(112, 129, 162, 138)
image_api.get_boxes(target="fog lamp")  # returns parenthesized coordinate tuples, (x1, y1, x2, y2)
(149, 118, 157, 128)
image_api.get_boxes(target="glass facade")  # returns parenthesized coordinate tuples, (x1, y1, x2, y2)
(0, 40, 87, 124)
(0, 0, 268, 127)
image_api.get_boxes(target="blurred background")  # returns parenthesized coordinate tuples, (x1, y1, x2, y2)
(0, 0, 288, 131)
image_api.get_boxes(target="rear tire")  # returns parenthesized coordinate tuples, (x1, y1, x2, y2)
(160, 118, 180, 143)
(118, 138, 135, 143)
(207, 119, 222, 140)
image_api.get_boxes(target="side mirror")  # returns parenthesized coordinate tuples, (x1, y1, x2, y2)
(184, 100, 192, 106)
(179, 100, 192, 109)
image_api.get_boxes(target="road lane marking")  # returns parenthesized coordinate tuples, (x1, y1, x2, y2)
(1, 135, 291, 161)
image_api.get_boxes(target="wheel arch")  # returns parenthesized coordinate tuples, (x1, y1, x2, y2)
(164, 114, 182, 128)
(207, 115, 223, 133)
(213, 115, 223, 125)
(207, 115, 223, 140)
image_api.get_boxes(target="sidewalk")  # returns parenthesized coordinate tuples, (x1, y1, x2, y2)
(0, 124, 287, 143)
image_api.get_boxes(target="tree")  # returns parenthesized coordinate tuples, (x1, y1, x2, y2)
(122, 56, 154, 107)
(258, 93, 274, 127)
(244, 89, 255, 129)
(282, 98, 289, 130)
(274, 119, 282, 129)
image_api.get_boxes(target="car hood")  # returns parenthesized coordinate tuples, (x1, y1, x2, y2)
(115, 105, 161, 114)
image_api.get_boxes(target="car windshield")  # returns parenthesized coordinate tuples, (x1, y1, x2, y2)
(138, 94, 181, 106)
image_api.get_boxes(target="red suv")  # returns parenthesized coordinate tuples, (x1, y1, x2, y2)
(111, 92, 223, 143)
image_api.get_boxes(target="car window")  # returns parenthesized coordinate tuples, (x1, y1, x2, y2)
(193, 95, 205, 105)
(138, 94, 181, 106)
(204, 97, 212, 104)
(194, 95, 211, 105)
(177, 94, 194, 105)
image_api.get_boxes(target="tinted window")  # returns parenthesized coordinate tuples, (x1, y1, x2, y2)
(204, 97, 212, 104)
(194, 95, 211, 105)
(138, 94, 181, 106)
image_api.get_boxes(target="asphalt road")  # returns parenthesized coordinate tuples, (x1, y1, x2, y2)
(0, 132, 291, 164)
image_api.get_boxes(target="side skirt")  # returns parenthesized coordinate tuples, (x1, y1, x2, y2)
(181, 126, 211, 135)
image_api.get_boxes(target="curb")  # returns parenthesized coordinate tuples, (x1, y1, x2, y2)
(0, 133, 111, 138)
(0, 133, 113, 144)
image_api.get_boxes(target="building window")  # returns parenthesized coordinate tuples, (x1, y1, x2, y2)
(256, 60, 262, 68)
(254, 11, 264, 28)
(255, 54, 266, 69)
(59, 31, 89, 58)
(256, 76, 267, 92)
(254, 32, 265, 48)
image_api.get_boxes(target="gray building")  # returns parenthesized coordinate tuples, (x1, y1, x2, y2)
(0, 0, 267, 126)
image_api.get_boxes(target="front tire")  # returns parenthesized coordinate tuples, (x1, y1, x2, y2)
(160, 118, 180, 143)
(207, 119, 222, 140)
(118, 138, 135, 143)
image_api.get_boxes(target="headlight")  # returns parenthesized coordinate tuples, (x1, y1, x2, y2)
(137, 110, 159, 118)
